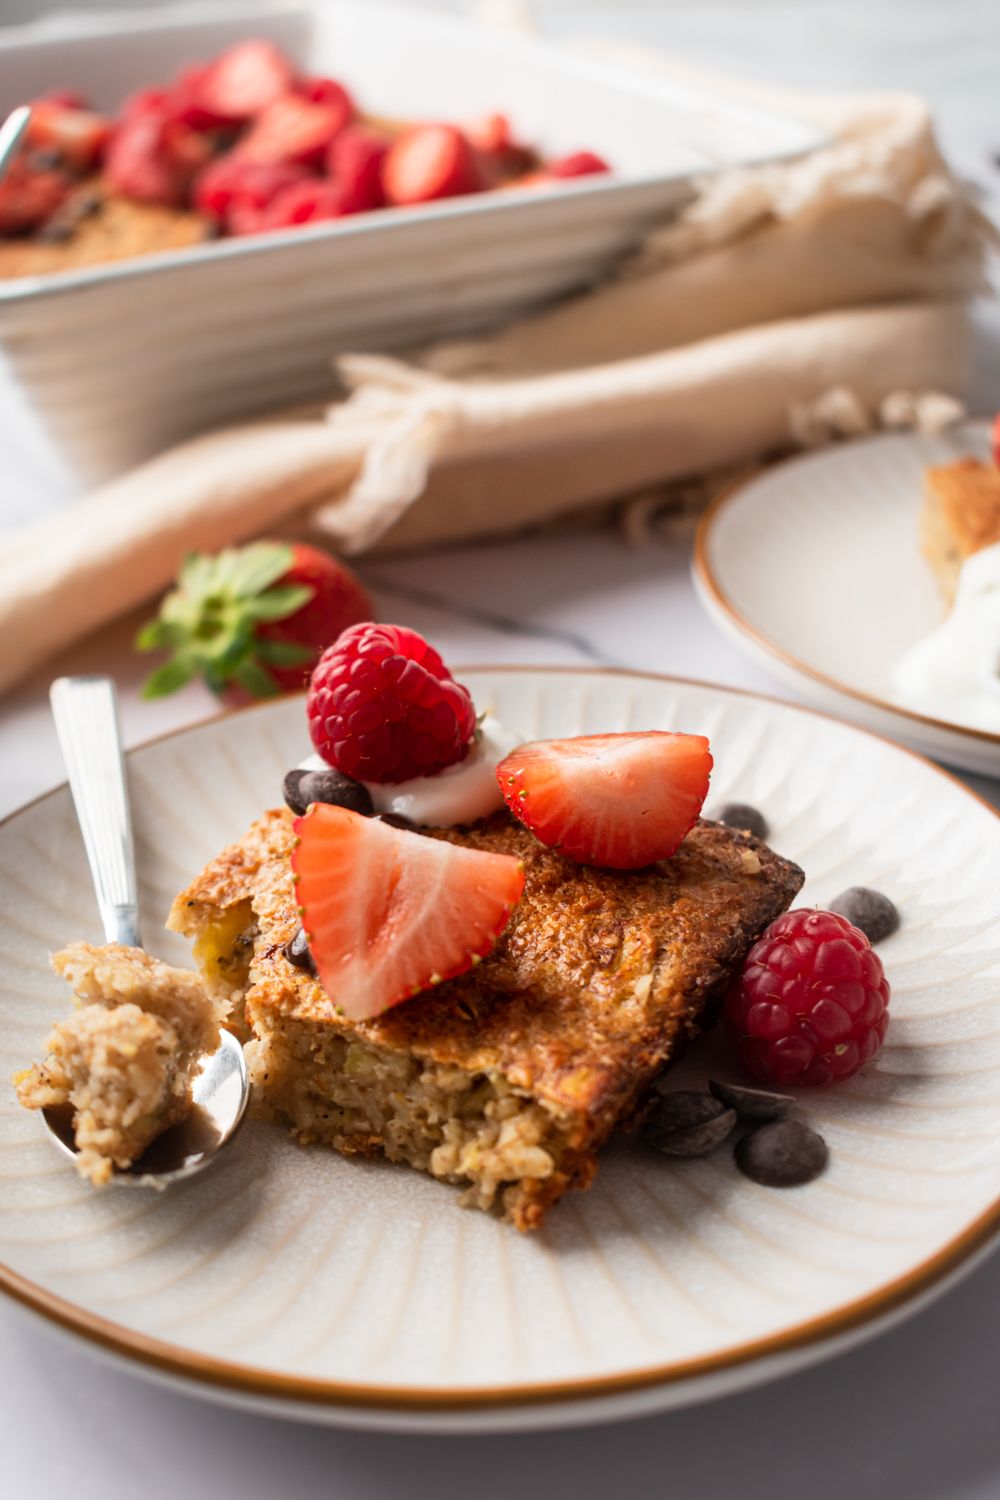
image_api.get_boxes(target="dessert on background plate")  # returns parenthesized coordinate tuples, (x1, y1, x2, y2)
(0, 36, 609, 280)
(893, 411, 1000, 733)
(15, 943, 222, 1185)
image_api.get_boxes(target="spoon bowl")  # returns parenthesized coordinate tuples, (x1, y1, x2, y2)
(42, 675, 251, 1185)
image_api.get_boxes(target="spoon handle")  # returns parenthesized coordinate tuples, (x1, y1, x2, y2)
(50, 676, 141, 949)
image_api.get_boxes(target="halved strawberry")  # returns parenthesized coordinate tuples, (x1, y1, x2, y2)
(383, 123, 484, 205)
(496, 732, 713, 870)
(299, 76, 355, 117)
(105, 110, 212, 207)
(328, 125, 389, 213)
(26, 99, 112, 171)
(0, 161, 69, 234)
(292, 805, 524, 1021)
(193, 153, 308, 225)
(546, 150, 610, 179)
(193, 39, 294, 125)
(238, 93, 352, 168)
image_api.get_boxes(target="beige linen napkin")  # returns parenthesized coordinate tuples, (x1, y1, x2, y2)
(0, 52, 993, 697)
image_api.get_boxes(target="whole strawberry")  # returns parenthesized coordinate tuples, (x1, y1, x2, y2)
(138, 541, 372, 701)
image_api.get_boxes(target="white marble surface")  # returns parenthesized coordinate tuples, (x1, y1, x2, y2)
(2, 1, 1000, 1496)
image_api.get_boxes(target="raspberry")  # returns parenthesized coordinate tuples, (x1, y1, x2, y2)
(725, 909, 890, 1087)
(306, 623, 477, 783)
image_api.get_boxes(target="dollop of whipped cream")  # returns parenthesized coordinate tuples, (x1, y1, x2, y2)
(893, 542, 1000, 733)
(299, 715, 522, 827)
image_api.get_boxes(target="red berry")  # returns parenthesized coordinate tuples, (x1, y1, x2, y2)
(383, 123, 484, 205)
(0, 161, 70, 234)
(192, 39, 294, 126)
(238, 93, 352, 168)
(299, 76, 355, 115)
(465, 112, 537, 184)
(328, 126, 389, 213)
(193, 153, 308, 225)
(292, 803, 524, 1021)
(105, 109, 211, 207)
(726, 909, 891, 1087)
(496, 732, 712, 870)
(167, 64, 235, 132)
(253, 178, 345, 232)
(306, 623, 477, 783)
(138, 541, 372, 701)
(546, 150, 610, 179)
(26, 99, 111, 171)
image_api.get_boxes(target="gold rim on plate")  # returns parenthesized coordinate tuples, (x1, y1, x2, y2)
(1, 666, 998, 1414)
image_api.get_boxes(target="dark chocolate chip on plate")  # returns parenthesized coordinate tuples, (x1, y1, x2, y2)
(735, 1119, 828, 1187)
(710, 802, 769, 841)
(284, 927, 317, 976)
(300, 767, 374, 817)
(829, 886, 899, 944)
(283, 768, 308, 815)
(642, 1091, 737, 1157)
(709, 1079, 794, 1122)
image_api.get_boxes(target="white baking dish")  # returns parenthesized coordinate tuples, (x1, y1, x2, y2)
(0, 1, 825, 490)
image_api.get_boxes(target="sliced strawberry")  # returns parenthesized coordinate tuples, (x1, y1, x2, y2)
(193, 153, 307, 224)
(0, 161, 70, 234)
(383, 123, 484, 205)
(328, 125, 388, 213)
(167, 64, 235, 132)
(496, 732, 713, 870)
(546, 150, 610, 179)
(292, 805, 524, 1021)
(193, 39, 294, 125)
(26, 99, 111, 170)
(255, 178, 346, 231)
(465, 112, 537, 184)
(238, 94, 352, 168)
(299, 75, 355, 117)
(105, 109, 212, 207)
(119, 87, 171, 125)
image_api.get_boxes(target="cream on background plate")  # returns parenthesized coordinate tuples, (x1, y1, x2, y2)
(1, 668, 999, 1432)
(693, 420, 999, 776)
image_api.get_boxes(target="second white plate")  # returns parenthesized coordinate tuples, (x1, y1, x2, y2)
(693, 421, 1000, 776)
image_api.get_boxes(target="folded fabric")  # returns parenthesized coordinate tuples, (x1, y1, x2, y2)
(0, 47, 992, 698)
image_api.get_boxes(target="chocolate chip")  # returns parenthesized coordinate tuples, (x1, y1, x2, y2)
(829, 886, 899, 944)
(283, 769, 308, 816)
(709, 1079, 794, 1122)
(735, 1120, 828, 1187)
(299, 767, 374, 816)
(642, 1090, 737, 1156)
(710, 802, 769, 840)
(284, 928, 317, 976)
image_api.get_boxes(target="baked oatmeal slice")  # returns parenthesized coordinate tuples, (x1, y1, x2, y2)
(15, 943, 222, 1186)
(921, 458, 1000, 606)
(170, 809, 804, 1228)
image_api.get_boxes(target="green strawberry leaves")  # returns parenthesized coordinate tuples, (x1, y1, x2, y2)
(137, 542, 317, 700)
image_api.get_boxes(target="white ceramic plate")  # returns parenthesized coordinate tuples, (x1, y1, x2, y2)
(693, 420, 1000, 776)
(2, 668, 1000, 1433)
(0, 1, 824, 487)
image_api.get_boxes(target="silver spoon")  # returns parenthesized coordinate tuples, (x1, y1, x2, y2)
(44, 676, 249, 1186)
(0, 106, 31, 181)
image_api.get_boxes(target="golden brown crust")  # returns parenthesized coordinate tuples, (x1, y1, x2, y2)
(173, 809, 803, 1141)
(922, 459, 1000, 606)
(0, 182, 209, 282)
